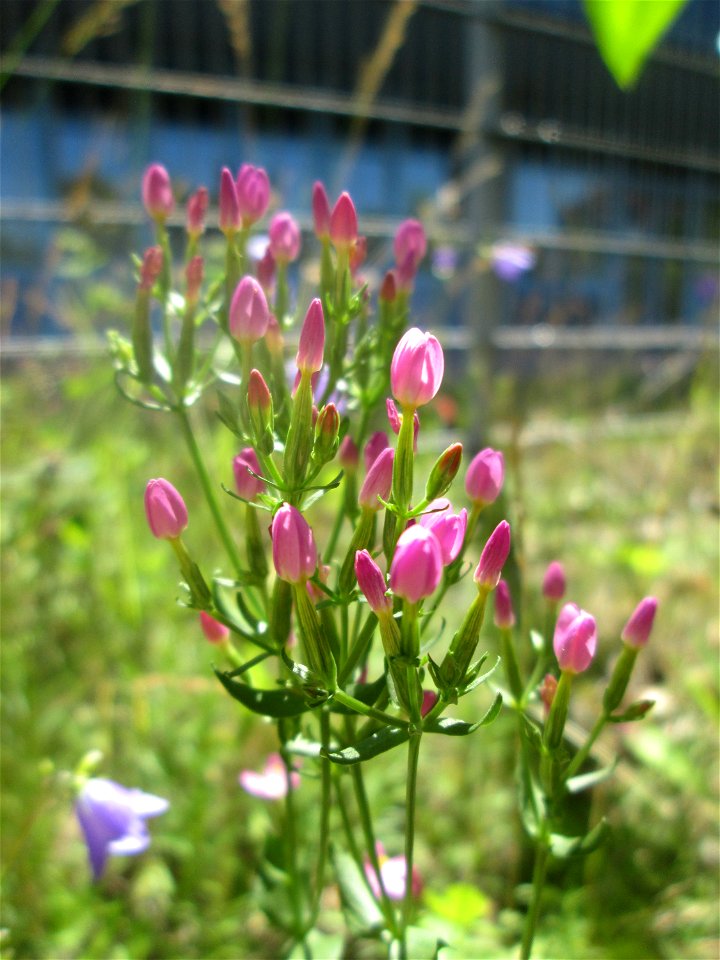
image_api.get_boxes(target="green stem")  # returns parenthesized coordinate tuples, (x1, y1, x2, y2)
(281, 749, 308, 951)
(332, 688, 409, 729)
(310, 710, 332, 925)
(400, 732, 422, 958)
(175, 406, 243, 577)
(564, 712, 608, 781)
(520, 841, 550, 960)
(324, 499, 346, 563)
(346, 722, 399, 937)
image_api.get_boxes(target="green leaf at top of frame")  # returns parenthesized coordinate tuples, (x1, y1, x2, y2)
(582, 0, 688, 89)
(323, 725, 410, 765)
(214, 669, 309, 718)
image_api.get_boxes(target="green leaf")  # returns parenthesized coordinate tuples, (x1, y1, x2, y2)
(582, 0, 688, 89)
(529, 630, 545, 653)
(331, 847, 383, 933)
(390, 927, 446, 960)
(460, 654, 500, 695)
(566, 758, 618, 794)
(424, 693, 502, 735)
(549, 817, 609, 859)
(214, 670, 308, 718)
(323, 725, 410, 765)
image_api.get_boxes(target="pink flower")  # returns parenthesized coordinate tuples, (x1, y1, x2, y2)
(474, 520, 511, 590)
(185, 255, 204, 304)
(329, 192, 358, 251)
(139, 246, 163, 291)
(542, 561, 567, 602)
(358, 447, 395, 510)
(390, 525, 443, 603)
(421, 690, 438, 717)
(233, 448, 265, 500)
(229, 276, 270, 343)
(144, 478, 188, 540)
(239, 753, 300, 800)
(186, 187, 208, 237)
(391, 328, 444, 408)
(219, 167, 241, 234)
(271, 504, 317, 584)
(394, 219, 427, 291)
(365, 843, 422, 901)
(312, 181, 331, 239)
(269, 212, 301, 263)
(256, 246, 276, 294)
(553, 603, 597, 674)
(417, 499, 467, 565)
(199, 611, 229, 644)
(142, 163, 174, 221)
(296, 299, 325, 373)
(339, 436, 359, 470)
(465, 448, 504, 505)
(364, 431, 389, 471)
(394, 219, 427, 274)
(236, 164, 270, 227)
(355, 549, 391, 615)
(494, 579, 516, 629)
(621, 597, 658, 649)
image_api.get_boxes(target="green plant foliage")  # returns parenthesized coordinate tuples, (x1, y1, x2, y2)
(582, 0, 688, 88)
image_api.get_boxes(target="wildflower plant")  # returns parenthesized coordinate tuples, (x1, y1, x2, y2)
(106, 165, 659, 958)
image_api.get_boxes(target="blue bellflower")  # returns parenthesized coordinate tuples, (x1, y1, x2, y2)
(75, 777, 169, 879)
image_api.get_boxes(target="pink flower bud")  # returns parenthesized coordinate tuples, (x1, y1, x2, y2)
(339, 436, 359, 470)
(350, 235, 367, 274)
(364, 431, 389, 471)
(186, 187, 208, 237)
(219, 167, 241, 234)
(421, 689, 438, 717)
(358, 447, 395, 510)
(494, 579, 516, 629)
(553, 602, 597, 674)
(312, 181, 331, 239)
(390, 525, 443, 603)
(390, 328, 444, 408)
(380, 270, 397, 303)
(417, 499, 467, 565)
(465, 448, 504, 505)
(355, 549, 391, 614)
(394, 219, 427, 275)
(329, 192, 358, 250)
(144, 478, 188, 540)
(271, 503, 317, 584)
(474, 520, 511, 590)
(233, 447, 265, 500)
(248, 368, 272, 415)
(621, 596, 658, 649)
(269, 212, 301, 263)
(540, 673, 558, 715)
(139, 246, 163, 291)
(257, 247, 276, 294)
(200, 611, 229, 644)
(142, 164, 174, 221)
(264, 314, 284, 355)
(542, 561, 566, 601)
(185, 255, 204, 304)
(236, 164, 270, 227)
(229, 276, 270, 343)
(296, 298, 325, 373)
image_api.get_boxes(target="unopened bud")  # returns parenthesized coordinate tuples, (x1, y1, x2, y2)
(185, 255, 204, 305)
(312, 403, 340, 466)
(186, 187, 208, 238)
(200, 611, 229, 644)
(425, 442, 463, 501)
(139, 246, 163, 291)
(247, 369, 274, 454)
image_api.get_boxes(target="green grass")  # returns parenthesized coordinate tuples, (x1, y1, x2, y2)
(1, 355, 717, 959)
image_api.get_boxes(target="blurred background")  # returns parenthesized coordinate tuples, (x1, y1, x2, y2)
(1, 1, 718, 958)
